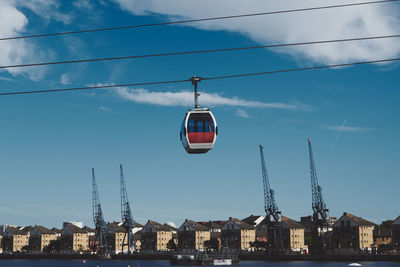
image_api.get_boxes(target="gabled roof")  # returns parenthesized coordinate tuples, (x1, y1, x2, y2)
(392, 216, 400, 225)
(335, 212, 377, 227)
(242, 215, 264, 226)
(83, 226, 96, 233)
(197, 221, 223, 230)
(5, 226, 26, 235)
(229, 217, 254, 230)
(33, 225, 55, 235)
(50, 227, 61, 234)
(20, 226, 34, 234)
(107, 223, 125, 233)
(147, 220, 174, 231)
(281, 216, 304, 229)
(183, 219, 209, 231)
(135, 222, 144, 228)
(162, 223, 177, 231)
(62, 223, 88, 234)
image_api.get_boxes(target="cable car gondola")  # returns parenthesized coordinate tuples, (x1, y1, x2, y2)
(180, 77, 218, 154)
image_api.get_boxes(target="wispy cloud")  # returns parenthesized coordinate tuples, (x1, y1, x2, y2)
(335, 117, 349, 140)
(323, 125, 374, 133)
(60, 73, 71, 85)
(0, 0, 69, 80)
(236, 109, 250, 118)
(73, 0, 94, 10)
(115, 88, 311, 111)
(113, 0, 400, 65)
(99, 106, 113, 113)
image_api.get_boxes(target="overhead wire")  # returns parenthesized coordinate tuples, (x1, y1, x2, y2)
(0, 0, 399, 41)
(1, 58, 398, 96)
(1, 34, 400, 69)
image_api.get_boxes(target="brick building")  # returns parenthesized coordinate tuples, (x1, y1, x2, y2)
(332, 212, 376, 253)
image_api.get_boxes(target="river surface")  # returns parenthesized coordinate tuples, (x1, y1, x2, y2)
(0, 260, 399, 267)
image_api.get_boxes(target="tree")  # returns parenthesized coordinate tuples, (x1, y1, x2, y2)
(21, 245, 30, 252)
(304, 236, 313, 248)
(43, 239, 61, 253)
(249, 240, 267, 251)
(167, 239, 177, 251)
(204, 238, 219, 251)
(380, 220, 393, 230)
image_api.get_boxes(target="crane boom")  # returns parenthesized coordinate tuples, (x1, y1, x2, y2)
(259, 145, 283, 252)
(308, 139, 330, 254)
(120, 164, 135, 253)
(92, 168, 108, 253)
(308, 139, 329, 221)
(259, 145, 280, 223)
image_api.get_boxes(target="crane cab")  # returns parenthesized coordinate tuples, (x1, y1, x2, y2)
(180, 108, 217, 154)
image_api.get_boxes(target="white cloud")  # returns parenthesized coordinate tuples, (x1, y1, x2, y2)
(99, 105, 112, 112)
(73, 0, 94, 10)
(0, 0, 68, 80)
(323, 125, 374, 132)
(116, 87, 309, 111)
(236, 109, 250, 118)
(15, 0, 72, 24)
(60, 73, 71, 85)
(112, 0, 400, 65)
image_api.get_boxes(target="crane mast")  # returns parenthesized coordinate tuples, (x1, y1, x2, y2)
(92, 168, 108, 254)
(120, 164, 135, 254)
(308, 139, 330, 253)
(259, 145, 282, 252)
(260, 145, 280, 223)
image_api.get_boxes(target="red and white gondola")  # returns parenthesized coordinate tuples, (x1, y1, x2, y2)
(180, 77, 218, 154)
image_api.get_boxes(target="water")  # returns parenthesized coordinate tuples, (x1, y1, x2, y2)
(0, 260, 399, 267)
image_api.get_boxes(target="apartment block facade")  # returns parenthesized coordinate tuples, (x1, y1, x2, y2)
(281, 216, 308, 253)
(178, 219, 210, 252)
(392, 216, 400, 247)
(29, 225, 59, 252)
(332, 212, 376, 253)
(221, 217, 256, 252)
(60, 223, 89, 253)
(2, 226, 31, 252)
(140, 220, 175, 252)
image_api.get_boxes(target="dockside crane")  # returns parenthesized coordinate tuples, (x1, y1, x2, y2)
(92, 168, 108, 254)
(259, 145, 283, 252)
(120, 164, 136, 254)
(308, 139, 330, 253)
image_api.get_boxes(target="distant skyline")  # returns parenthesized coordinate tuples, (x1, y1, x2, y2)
(0, 0, 399, 229)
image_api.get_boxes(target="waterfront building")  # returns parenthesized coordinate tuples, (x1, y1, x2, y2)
(392, 216, 400, 248)
(242, 215, 265, 227)
(242, 215, 267, 243)
(140, 220, 175, 252)
(281, 216, 308, 253)
(134, 231, 141, 251)
(106, 222, 126, 254)
(63, 221, 83, 229)
(60, 223, 89, 253)
(2, 226, 31, 252)
(29, 225, 59, 252)
(178, 219, 210, 253)
(373, 226, 392, 248)
(133, 222, 143, 234)
(221, 217, 256, 252)
(198, 220, 224, 251)
(332, 212, 376, 253)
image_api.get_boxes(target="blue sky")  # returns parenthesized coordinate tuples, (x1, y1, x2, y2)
(0, 0, 399, 229)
